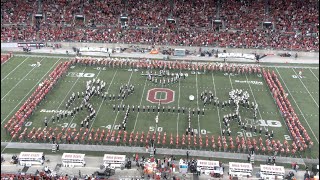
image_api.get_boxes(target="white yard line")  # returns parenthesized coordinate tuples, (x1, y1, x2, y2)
(244, 74, 267, 131)
(309, 69, 319, 82)
(1, 58, 45, 101)
(1, 57, 30, 82)
(211, 73, 223, 137)
(111, 71, 134, 130)
(88, 69, 118, 132)
(66, 68, 104, 129)
(229, 74, 248, 140)
(195, 73, 201, 137)
(176, 70, 182, 135)
(228, 74, 234, 90)
(54, 67, 88, 113)
(154, 73, 167, 133)
(275, 68, 319, 144)
(1, 59, 62, 125)
(292, 68, 319, 108)
(132, 77, 148, 132)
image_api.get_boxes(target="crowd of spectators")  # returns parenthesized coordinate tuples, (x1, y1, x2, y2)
(1, 0, 319, 51)
(1, 173, 72, 180)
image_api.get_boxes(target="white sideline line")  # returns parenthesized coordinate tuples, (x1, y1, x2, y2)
(132, 77, 148, 132)
(292, 68, 319, 108)
(275, 68, 319, 144)
(309, 69, 319, 82)
(211, 73, 223, 137)
(1, 58, 45, 101)
(111, 71, 134, 130)
(1, 57, 30, 82)
(88, 69, 118, 132)
(195, 73, 201, 138)
(176, 70, 182, 135)
(244, 74, 267, 131)
(1, 59, 62, 125)
(228, 74, 234, 90)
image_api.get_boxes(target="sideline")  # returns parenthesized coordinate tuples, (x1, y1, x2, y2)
(1, 142, 318, 165)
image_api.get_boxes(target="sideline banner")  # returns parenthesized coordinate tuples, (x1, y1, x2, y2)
(218, 53, 255, 60)
(17, 42, 45, 47)
(1, 43, 18, 48)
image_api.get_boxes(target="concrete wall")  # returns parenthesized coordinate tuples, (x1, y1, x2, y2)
(2, 42, 319, 58)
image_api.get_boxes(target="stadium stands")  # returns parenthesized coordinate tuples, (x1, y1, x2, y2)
(1, 0, 319, 51)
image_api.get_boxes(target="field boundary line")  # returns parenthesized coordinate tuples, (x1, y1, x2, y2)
(14, 54, 70, 59)
(275, 67, 319, 144)
(1, 59, 62, 125)
(228, 74, 234, 90)
(88, 69, 118, 132)
(309, 69, 319, 82)
(132, 77, 148, 132)
(211, 73, 223, 137)
(1, 58, 45, 101)
(111, 71, 134, 130)
(1, 57, 30, 82)
(292, 68, 319, 108)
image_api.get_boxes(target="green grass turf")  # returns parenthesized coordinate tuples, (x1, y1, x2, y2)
(1, 56, 319, 159)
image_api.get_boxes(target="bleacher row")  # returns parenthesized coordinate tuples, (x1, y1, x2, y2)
(1, 0, 319, 51)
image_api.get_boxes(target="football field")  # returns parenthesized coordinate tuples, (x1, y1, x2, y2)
(1, 56, 319, 159)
